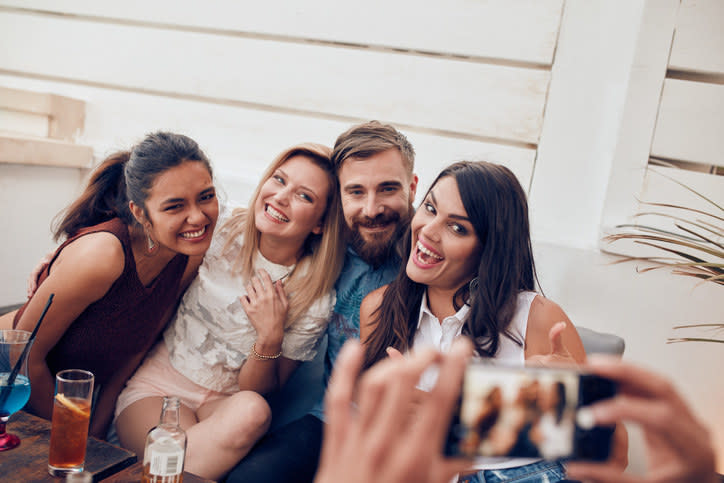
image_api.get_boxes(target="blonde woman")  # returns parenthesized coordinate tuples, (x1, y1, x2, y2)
(115, 143, 344, 481)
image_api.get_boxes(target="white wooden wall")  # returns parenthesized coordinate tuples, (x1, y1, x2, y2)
(1, 0, 722, 472)
(0, 0, 559, 300)
(531, 0, 724, 472)
(639, 0, 724, 225)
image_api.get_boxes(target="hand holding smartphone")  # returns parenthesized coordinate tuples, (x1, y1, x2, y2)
(446, 362, 617, 461)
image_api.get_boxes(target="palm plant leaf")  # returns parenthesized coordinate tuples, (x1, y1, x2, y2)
(675, 223, 724, 251)
(638, 263, 721, 277)
(605, 235, 724, 262)
(636, 200, 724, 223)
(667, 337, 724, 344)
(612, 224, 702, 243)
(633, 212, 723, 238)
(670, 323, 724, 344)
(604, 170, 723, 343)
(650, 169, 723, 212)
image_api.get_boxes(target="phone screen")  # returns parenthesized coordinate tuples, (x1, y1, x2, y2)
(446, 363, 615, 461)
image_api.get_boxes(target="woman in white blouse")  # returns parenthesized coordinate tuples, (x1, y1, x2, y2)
(115, 143, 345, 480)
(359, 161, 625, 482)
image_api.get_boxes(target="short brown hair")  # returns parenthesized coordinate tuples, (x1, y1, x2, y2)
(331, 120, 415, 174)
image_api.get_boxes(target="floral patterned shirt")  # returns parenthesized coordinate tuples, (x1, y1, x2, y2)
(164, 203, 335, 393)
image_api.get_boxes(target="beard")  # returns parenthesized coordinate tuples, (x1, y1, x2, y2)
(345, 205, 412, 267)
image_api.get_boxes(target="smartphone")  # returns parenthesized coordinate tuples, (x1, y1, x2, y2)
(445, 362, 616, 461)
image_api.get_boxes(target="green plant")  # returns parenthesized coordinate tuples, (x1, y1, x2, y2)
(603, 170, 723, 344)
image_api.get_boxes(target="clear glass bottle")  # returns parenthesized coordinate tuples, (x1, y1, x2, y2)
(141, 396, 187, 483)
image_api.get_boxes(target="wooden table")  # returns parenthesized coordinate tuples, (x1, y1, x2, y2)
(0, 410, 135, 482)
(100, 461, 214, 483)
(0, 411, 215, 482)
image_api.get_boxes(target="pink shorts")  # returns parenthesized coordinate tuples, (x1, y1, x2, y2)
(115, 342, 230, 419)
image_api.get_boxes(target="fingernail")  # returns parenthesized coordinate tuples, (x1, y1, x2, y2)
(576, 407, 596, 429)
(340, 339, 361, 357)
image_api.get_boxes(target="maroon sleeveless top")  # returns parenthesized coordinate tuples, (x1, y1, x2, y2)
(14, 219, 188, 387)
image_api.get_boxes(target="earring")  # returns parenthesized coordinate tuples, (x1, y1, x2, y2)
(145, 228, 158, 254)
(468, 277, 479, 292)
(467, 277, 479, 303)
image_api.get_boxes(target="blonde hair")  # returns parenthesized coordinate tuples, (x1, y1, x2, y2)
(223, 143, 344, 327)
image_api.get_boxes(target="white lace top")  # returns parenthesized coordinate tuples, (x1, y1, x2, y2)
(164, 203, 335, 393)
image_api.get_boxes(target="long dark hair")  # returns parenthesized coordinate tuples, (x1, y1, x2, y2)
(363, 161, 539, 369)
(54, 132, 212, 240)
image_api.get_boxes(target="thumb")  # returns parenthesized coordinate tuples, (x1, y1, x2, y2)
(549, 322, 569, 356)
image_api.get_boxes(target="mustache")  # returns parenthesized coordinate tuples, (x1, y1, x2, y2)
(352, 212, 401, 229)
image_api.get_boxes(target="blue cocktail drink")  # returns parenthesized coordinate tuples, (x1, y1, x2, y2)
(0, 374, 31, 416)
(0, 329, 33, 451)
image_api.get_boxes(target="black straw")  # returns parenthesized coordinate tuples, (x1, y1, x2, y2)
(0, 293, 54, 408)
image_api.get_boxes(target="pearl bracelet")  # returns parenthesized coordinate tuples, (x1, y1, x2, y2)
(251, 342, 283, 360)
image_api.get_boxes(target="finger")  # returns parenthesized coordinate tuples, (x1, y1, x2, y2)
(27, 276, 36, 298)
(361, 349, 443, 464)
(257, 269, 274, 289)
(27, 265, 44, 297)
(584, 394, 703, 456)
(548, 321, 569, 355)
(247, 270, 272, 296)
(585, 355, 683, 400)
(386, 347, 404, 359)
(565, 462, 640, 483)
(323, 340, 364, 461)
(434, 458, 476, 483)
(358, 347, 439, 429)
(419, 337, 473, 443)
(246, 279, 258, 298)
(274, 279, 289, 307)
(252, 273, 267, 292)
(359, 348, 440, 439)
(239, 295, 252, 311)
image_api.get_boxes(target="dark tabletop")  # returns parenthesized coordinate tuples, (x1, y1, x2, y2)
(0, 410, 136, 482)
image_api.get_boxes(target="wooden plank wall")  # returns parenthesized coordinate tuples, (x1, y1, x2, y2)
(637, 0, 724, 239)
(0, 0, 564, 202)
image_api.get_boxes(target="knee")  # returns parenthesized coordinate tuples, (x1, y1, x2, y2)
(243, 392, 272, 435)
(224, 392, 271, 447)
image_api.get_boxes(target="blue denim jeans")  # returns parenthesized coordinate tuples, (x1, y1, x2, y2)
(459, 460, 567, 483)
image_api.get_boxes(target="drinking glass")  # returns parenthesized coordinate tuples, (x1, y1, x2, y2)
(0, 329, 33, 451)
(48, 369, 94, 477)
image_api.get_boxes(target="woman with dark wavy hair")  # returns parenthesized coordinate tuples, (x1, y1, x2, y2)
(360, 161, 591, 481)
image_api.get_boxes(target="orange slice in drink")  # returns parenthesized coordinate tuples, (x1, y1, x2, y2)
(55, 393, 88, 417)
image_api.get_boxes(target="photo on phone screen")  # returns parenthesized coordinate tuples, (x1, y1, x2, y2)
(446, 363, 615, 461)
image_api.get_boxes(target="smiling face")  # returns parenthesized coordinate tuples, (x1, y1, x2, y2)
(135, 160, 218, 257)
(338, 148, 417, 265)
(406, 175, 482, 293)
(254, 154, 331, 249)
